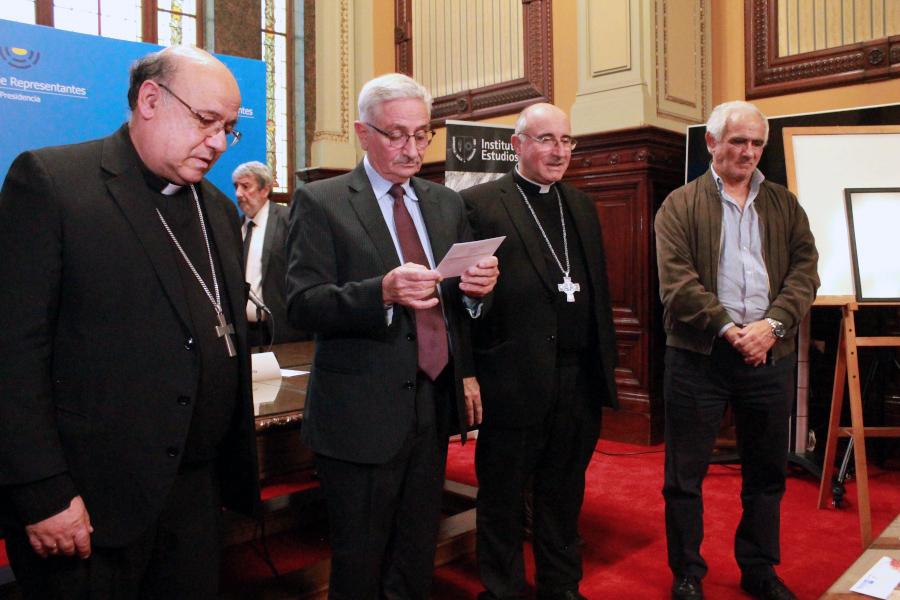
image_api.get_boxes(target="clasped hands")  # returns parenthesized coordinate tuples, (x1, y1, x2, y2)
(381, 256, 499, 309)
(723, 320, 777, 367)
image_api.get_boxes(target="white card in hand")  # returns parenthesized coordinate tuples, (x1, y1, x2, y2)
(435, 236, 505, 278)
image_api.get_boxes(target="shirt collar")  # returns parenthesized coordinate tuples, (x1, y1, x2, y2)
(245, 199, 270, 227)
(514, 164, 554, 194)
(363, 155, 418, 201)
(710, 164, 765, 198)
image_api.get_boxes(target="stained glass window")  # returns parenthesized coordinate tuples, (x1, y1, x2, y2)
(4, 0, 37, 24)
(262, 0, 291, 194)
(157, 0, 199, 47)
(53, 0, 142, 42)
(1, 2, 200, 47)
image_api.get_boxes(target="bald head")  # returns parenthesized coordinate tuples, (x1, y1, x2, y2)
(128, 46, 241, 185)
(515, 103, 570, 136)
(511, 103, 573, 185)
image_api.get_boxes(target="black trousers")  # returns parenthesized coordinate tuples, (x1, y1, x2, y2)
(314, 369, 452, 600)
(662, 339, 796, 583)
(475, 357, 602, 600)
(6, 462, 224, 600)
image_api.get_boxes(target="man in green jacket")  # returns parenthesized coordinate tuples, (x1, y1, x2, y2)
(656, 101, 819, 600)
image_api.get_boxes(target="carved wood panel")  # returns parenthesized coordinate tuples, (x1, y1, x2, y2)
(746, 0, 900, 99)
(396, 0, 553, 127)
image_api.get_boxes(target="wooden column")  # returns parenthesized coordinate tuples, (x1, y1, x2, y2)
(563, 125, 685, 445)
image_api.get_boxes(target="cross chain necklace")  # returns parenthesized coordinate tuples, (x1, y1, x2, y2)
(156, 184, 237, 357)
(515, 183, 580, 302)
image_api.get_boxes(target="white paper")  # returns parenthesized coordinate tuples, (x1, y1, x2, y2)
(251, 352, 282, 382)
(251, 381, 280, 410)
(435, 237, 505, 278)
(851, 556, 900, 599)
(280, 369, 309, 377)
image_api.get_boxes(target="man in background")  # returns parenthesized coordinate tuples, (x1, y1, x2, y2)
(656, 101, 819, 600)
(460, 103, 619, 600)
(0, 46, 259, 599)
(234, 160, 309, 347)
(285, 73, 498, 600)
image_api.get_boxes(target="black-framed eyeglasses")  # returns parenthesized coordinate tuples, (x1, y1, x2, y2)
(518, 132, 577, 150)
(366, 122, 435, 149)
(158, 83, 242, 147)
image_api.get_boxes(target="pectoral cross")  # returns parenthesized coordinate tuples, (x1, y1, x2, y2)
(558, 276, 580, 303)
(215, 311, 237, 357)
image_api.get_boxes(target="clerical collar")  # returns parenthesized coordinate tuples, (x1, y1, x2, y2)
(139, 164, 184, 196)
(513, 165, 553, 194)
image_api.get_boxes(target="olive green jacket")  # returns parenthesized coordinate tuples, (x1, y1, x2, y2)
(655, 170, 820, 360)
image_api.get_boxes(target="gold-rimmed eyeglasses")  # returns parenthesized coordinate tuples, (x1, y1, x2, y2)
(158, 83, 242, 147)
(518, 132, 577, 150)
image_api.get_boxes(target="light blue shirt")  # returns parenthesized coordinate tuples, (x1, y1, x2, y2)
(364, 156, 437, 269)
(713, 166, 770, 335)
(362, 156, 481, 322)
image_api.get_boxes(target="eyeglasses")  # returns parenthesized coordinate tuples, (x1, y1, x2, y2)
(518, 132, 577, 150)
(158, 83, 242, 147)
(366, 122, 435, 149)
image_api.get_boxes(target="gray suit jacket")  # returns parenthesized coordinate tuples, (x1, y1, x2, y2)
(285, 161, 475, 464)
(259, 201, 310, 343)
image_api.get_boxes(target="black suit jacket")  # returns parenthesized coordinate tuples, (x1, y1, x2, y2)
(460, 171, 619, 428)
(0, 125, 260, 546)
(258, 201, 310, 343)
(286, 161, 475, 464)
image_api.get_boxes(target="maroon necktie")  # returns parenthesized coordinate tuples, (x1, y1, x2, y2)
(389, 184, 449, 380)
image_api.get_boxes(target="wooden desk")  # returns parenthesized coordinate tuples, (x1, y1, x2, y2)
(252, 342, 316, 482)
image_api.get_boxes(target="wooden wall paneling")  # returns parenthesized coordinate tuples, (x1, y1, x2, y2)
(565, 125, 685, 445)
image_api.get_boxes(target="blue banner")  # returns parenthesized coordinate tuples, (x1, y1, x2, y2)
(0, 19, 266, 203)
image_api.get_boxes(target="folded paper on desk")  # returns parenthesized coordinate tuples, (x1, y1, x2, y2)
(851, 556, 900, 599)
(252, 352, 282, 407)
(252, 352, 282, 382)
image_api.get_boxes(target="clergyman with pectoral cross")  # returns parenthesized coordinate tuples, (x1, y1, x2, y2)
(0, 46, 259, 599)
(460, 103, 620, 600)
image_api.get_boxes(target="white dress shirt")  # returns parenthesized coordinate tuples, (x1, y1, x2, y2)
(242, 200, 270, 322)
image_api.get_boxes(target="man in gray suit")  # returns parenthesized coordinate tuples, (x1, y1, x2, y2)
(285, 73, 499, 600)
(233, 161, 309, 346)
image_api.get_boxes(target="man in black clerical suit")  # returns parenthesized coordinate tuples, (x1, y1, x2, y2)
(285, 73, 499, 600)
(0, 46, 259, 599)
(233, 160, 309, 346)
(460, 103, 619, 600)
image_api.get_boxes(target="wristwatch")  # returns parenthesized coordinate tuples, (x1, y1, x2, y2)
(765, 318, 786, 339)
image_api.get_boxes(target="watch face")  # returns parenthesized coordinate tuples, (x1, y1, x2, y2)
(771, 320, 786, 338)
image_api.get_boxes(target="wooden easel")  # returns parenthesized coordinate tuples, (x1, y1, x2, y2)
(817, 298, 900, 547)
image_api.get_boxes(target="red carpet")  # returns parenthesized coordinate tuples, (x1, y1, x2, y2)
(216, 439, 900, 599)
(436, 438, 900, 600)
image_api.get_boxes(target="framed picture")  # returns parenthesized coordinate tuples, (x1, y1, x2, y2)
(844, 188, 900, 302)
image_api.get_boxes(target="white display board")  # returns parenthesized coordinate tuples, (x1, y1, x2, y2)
(783, 126, 900, 298)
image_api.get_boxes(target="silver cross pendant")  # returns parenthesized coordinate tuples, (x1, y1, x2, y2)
(558, 276, 580, 303)
(215, 311, 237, 357)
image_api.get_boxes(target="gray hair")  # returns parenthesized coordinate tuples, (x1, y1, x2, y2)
(127, 49, 178, 110)
(706, 101, 769, 146)
(232, 161, 273, 190)
(358, 73, 432, 124)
